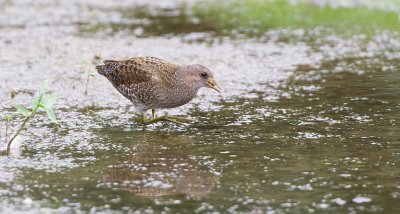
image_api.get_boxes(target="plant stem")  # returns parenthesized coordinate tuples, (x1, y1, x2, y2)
(84, 73, 90, 96)
(6, 99, 40, 155)
(5, 121, 8, 147)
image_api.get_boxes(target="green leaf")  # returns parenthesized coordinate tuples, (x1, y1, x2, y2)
(42, 93, 58, 109)
(88, 71, 97, 77)
(15, 104, 31, 117)
(45, 108, 58, 124)
(39, 84, 46, 97)
(5, 115, 12, 122)
(31, 98, 40, 109)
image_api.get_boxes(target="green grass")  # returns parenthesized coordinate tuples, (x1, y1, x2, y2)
(193, 0, 400, 34)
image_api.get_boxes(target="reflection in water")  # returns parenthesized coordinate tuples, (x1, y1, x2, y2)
(100, 132, 218, 202)
(104, 167, 217, 200)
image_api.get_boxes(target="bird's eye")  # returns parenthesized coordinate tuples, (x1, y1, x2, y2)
(200, 72, 208, 78)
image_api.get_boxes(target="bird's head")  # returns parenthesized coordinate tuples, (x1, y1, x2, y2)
(179, 64, 221, 93)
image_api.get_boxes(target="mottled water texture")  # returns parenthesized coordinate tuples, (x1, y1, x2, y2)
(0, 0, 400, 213)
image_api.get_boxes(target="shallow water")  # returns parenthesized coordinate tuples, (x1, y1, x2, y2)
(1, 0, 400, 213)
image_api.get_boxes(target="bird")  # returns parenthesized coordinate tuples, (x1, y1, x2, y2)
(96, 56, 221, 125)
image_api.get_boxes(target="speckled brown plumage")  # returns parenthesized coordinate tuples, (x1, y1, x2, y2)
(96, 56, 220, 116)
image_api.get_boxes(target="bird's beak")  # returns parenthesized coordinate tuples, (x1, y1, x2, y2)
(208, 79, 221, 93)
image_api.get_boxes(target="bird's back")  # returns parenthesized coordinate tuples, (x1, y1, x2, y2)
(96, 57, 178, 84)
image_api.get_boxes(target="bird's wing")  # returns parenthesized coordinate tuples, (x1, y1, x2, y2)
(140, 56, 179, 83)
(96, 57, 178, 85)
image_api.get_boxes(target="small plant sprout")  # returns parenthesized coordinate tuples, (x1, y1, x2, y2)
(76, 62, 97, 95)
(4, 114, 12, 144)
(6, 84, 58, 155)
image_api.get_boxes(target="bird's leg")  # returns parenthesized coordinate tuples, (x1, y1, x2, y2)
(152, 109, 156, 120)
(135, 112, 192, 125)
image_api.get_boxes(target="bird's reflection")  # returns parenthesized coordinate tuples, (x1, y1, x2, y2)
(101, 132, 218, 201)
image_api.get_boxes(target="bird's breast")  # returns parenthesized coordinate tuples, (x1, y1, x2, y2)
(151, 84, 198, 109)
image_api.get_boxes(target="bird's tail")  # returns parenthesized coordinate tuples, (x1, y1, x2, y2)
(96, 60, 118, 75)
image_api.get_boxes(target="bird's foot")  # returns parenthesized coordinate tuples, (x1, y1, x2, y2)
(163, 116, 193, 125)
(135, 115, 192, 125)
